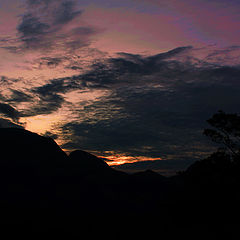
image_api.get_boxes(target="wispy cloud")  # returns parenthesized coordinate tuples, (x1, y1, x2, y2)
(0, 117, 24, 129)
(1, 45, 240, 170)
(41, 46, 240, 163)
(1, 0, 98, 53)
(0, 103, 21, 122)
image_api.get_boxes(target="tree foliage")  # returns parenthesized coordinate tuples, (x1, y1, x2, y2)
(203, 111, 240, 159)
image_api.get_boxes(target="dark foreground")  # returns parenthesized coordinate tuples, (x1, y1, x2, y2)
(0, 128, 239, 239)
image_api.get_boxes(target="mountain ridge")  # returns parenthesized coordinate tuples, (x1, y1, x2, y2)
(0, 127, 239, 238)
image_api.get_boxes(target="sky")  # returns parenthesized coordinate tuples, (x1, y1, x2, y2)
(0, 0, 240, 175)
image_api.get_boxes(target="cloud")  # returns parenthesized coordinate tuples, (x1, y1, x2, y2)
(0, 118, 24, 129)
(0, 79, 68, 118)
(21, 92, 65, 117)
(27, 0, 53, 6)
(53, 1, 82, 25)
(38, 57, 63, 68)
(54, 46, 240, 164)
(17, 13, 50, 49)
(2, 45, 240, 173)
(25, 0, 82, 25)
(14, 74, 91, 117)
(8, 90, 33, 103)
(42, 131, 59, 140)
(1, 0, 97, 53)
(0, 103, 21, 122)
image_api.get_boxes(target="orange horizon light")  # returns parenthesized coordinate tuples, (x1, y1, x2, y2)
(98, 154, 162, 166)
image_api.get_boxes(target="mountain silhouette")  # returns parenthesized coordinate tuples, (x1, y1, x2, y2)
(0, 127, 67, 163)
(68, 149, 111, 174)
(0, 128, 69, 186)
(0, 127, 239, 238)
(132, 169, 166, 180)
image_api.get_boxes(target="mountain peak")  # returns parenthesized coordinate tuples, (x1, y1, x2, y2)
(69, 149, 110, 172)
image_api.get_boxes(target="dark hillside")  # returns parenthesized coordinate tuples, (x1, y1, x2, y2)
(0, 128, 239, 238)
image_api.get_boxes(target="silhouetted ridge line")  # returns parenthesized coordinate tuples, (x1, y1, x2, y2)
(69, 149, 110, 170)
(0, 127, 67, 165)
(0, 126, 239, 238)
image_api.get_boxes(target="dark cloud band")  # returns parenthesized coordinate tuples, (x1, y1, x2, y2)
(1, 46, 240, 173)
(0, 103, 21, 122)
(1, 0, 97, 53)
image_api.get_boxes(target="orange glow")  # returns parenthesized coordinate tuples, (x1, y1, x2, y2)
(97, 152, 162, 166)
(18, 88, 110, 134)
(63, 89, 110, 103)
(20, 115, 62, 134)
(20, 113, 69, 149)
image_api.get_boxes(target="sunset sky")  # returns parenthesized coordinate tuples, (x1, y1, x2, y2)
(1, 0, 240, 174)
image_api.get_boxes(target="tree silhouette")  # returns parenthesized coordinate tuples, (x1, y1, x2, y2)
(203, 110, 240, 160)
